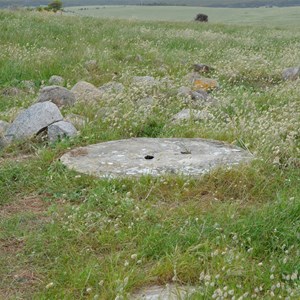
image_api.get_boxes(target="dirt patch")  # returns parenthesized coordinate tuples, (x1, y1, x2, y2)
(0, 237, 24, 254)
(0, 196, 50, 299)
(0, 195, 49, 219)
(0, 268, 43, 300)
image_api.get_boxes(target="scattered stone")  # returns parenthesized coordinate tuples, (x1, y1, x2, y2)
(1, 87, 22, 97)
(0, 120, 9, 136)
(136, 96, 154, 113)
(37, 86, 76, 108)
(64, 113, 88, 129)
(193, 63, 211, 73)
(99, 81, 124, 94)
(193, 78, 219, 92)
(282, 67, 300, 81)
(71, 81, 103, 103)
(48, 121, 77, 142)
(188, 89, 218, 107)
(84, 60, 99, 72)
(4, 102, 63, 143)
(172, 109, 212, 123)
(132, 76, 158, 88)
(49, 75, 65, 86)
(177, 86, 191, 97)
(131, 284, 196, 300)
(60, 137, 253, 178)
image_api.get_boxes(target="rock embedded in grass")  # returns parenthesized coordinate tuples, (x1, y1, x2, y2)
(98, 81, 124, 94)
(49, 75, 65, 86)
(60, 137, 253, 178)
(282, 67, 300, 80)
(71, 81, 103, 103)
(37, 86, 76, 108)
(177, 86, 191, 97)
(48, 121, 77, 142)
(132, 76, 158, 88)
(172, 108, 213, 123)
(3, 102, 63, 143)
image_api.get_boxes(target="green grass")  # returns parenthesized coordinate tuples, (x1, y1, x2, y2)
(0, 9, 300, 299)
(64, 5, 300, 26)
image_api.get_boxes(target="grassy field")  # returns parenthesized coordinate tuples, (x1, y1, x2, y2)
(0, 8, 300, 300)
(64, 5, 300, 26)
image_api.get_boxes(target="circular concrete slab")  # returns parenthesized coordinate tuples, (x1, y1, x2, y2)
(60, 138, 252, 178)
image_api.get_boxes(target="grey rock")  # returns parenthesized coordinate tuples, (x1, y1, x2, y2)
(172, 109, 212, 123)
(132, 76, 157, 87)
(136, 96, 154, 112)
(131, 284, 196, 300)
(190, 89, 209, 100)
(282, 67, 300, 81)
(0, 120, 9, 137)
(60, 137, 253, 178)
(71, 81, 103, 103)
(48, 121, 77, 142)
(99, 81, 124, 94)
(49, 75, 65, 86)
(4, 102, 63, 143)
(177, 86, 191, 97)
(37, 86, 76, 108)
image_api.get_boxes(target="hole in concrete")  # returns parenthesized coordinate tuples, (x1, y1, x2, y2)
(181, 150, 191, 154)
(144, 155, 154, 160)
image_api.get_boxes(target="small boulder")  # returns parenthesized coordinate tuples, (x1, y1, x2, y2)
(48, 121, 77, 142)
(136, 96, 154, 113)
(172, 109, 212, 123)
(189, 90, 218, 106)
(71, 81, 103, 103)
(4, 102, 63, 143)
(282, 67, 300, 81)
(37, 86, 76, 108)
(49, 75, 65, 86)
(132, 76, 157, 88)
(177, 86, 191, 97)
(99, 81, 124, 94)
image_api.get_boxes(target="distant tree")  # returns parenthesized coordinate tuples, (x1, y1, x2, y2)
(195, 13, 208, 22)
(47, 0, 62, 12)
